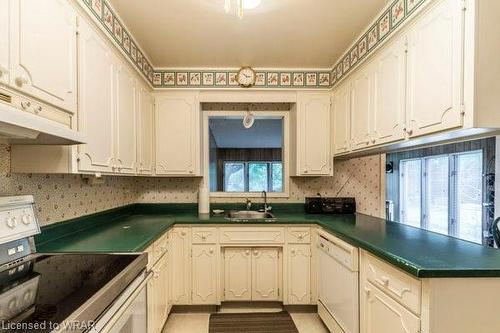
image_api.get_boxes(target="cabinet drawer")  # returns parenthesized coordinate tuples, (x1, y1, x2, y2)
(287, 227, 311, 243)
(361, 251, 421, 315)
(192, 227, 217, 244)
(219, 227, 284, 244)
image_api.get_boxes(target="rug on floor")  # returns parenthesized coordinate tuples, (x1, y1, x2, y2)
(208, 311, 299, 333)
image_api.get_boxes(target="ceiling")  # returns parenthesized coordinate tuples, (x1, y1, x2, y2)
(209, 118, 283, 148)
(108, 0, 388, 68)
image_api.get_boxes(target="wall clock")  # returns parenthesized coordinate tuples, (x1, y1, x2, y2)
(237, 67, 256, 87)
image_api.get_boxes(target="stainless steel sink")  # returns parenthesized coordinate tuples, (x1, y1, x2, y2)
(225, 210, 277, 222)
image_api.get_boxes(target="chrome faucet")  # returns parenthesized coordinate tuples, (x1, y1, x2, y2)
(261, 191, 270, 212)
(246, 198, 252, 211)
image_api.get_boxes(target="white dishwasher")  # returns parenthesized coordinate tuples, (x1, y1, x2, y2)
(318, 233, 359, 333)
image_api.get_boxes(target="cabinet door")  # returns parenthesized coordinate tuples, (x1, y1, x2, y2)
(115, 64, 137, 174)
(350, 69, 372, 150)
(360, 281, 420, 333)
(224, 248, 252, 301)
(0, 0, 10, 85)
(77, 19, 115, 174)
(297, 92, 332, 176)
(406, 0, 463, 137)
(155, 93, 200, 176)
(170, 228, 191, 305)
(371, 37, 406, 145)
(136, 85, 154, 175)
(251, 248, 280, 301)
(192, 244, 218, 305)
(287, 245, 311, 304)
(332, 82, 351, 155)
(151, 254, 169, 333)
(9, 0, 77, 113)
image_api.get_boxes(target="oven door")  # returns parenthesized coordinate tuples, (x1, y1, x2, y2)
(91, 271, 152, 333)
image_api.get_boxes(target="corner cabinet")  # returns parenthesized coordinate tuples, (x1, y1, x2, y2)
(155, 93, 201, 176)
(293, 92, 332, 176)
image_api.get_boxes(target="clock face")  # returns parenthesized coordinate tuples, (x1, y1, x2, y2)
(237, 67, 256, 87)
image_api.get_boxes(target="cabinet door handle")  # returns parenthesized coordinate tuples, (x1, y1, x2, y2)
(380, 276, 390, 286)
(253, 250, 259, 256)
(209, 248, 214, 254)
(245, 250, 250, 256)
(20, 101, 31, 110)
(15, 76, 28, 87)
(364, 287, 371, 296)
(181, 231, 186, 236)
(298, 234, 304, 240)
(406, 128, 413, 135)
(291, 249, 296, 254)
(34, 106, 42, 114)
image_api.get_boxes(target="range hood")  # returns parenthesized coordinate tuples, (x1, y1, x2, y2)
(0, 101, 85, 145)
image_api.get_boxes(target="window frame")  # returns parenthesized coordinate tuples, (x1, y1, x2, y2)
(203, 110, 290, 198)
(223, 161, 284, 193)
(398, 150, 483, 243)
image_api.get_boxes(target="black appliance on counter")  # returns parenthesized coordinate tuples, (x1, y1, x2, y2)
(305, 197, 356, 214)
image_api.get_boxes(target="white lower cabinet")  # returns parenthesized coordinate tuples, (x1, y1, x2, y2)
(251, 248, 280, 301)
(223, 247, 281, 301)
(287, 244, 311, 304)
(360, 281, 420, 333)
(148, 253, 169, 333)
(223, 248, 253, 301)
(170, 228, 192, 305)
(192, 244, 218, 304)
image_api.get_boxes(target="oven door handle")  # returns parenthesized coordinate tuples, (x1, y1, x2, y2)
(99, 271, 153, 333)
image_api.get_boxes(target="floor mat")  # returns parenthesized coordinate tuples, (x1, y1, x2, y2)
(208, 311, 299, 333)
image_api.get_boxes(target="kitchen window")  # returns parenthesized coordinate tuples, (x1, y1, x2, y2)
(399, 151, 483, 243)
(224, 161, 283, 192)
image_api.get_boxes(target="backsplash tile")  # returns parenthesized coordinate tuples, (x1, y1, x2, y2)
(0, 145, 137, 226)
(1, 144, 382, 225)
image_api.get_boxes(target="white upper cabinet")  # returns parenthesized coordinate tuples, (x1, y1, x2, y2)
(155, 93, 200, 176)
(332, 81, 351, 155)
(350, 70, 372, 150)
(114, 64, 137, 174)
(295, 92, 332, 176)
(77, 18, 115, 174)
(406, 0, 463, 137)
(0, 0, 10, 85)
(371, 37, 407, 145)
(137, 84, 154, 175)
(9, 0, 77, 113)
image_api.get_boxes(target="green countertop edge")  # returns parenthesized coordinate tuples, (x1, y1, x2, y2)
(35, 203, 500, 278)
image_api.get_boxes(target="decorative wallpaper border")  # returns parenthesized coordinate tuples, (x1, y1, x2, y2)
(330, 0, 427, 87)
(80, 0, 155, 84)
(79, 0, 428, 89)
(152, 70, 331, 89)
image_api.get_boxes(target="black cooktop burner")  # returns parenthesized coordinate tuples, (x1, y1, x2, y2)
(0, 253, 142, 333)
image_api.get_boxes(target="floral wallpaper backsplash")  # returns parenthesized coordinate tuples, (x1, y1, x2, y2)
(0, 144, 382, 226)
(0, 145, 137, 226)
(136, 155, 383, 217)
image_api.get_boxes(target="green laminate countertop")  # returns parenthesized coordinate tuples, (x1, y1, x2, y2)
(35, 204, 500, 278)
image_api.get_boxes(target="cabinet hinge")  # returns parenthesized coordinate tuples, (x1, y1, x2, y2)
(460, 103, 466, 116)
(461, 0, 467, 11)
(278, 288, 280, 297)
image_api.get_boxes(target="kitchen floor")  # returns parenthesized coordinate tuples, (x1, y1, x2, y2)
(162, 312, 329, 333)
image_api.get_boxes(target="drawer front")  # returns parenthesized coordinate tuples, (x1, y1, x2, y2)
(219, 227, 285, 244)
(361, 251, 421, 315)
(287, 227, 311, 243)
(192, 227, 217, 244)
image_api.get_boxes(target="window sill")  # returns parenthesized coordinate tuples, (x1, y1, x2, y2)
(209, 191, 289, 198)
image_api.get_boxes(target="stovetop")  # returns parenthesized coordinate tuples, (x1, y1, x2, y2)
(0, 253, 143, 332)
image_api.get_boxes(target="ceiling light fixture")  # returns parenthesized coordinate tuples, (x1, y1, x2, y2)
(224, 0, 261, 19)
